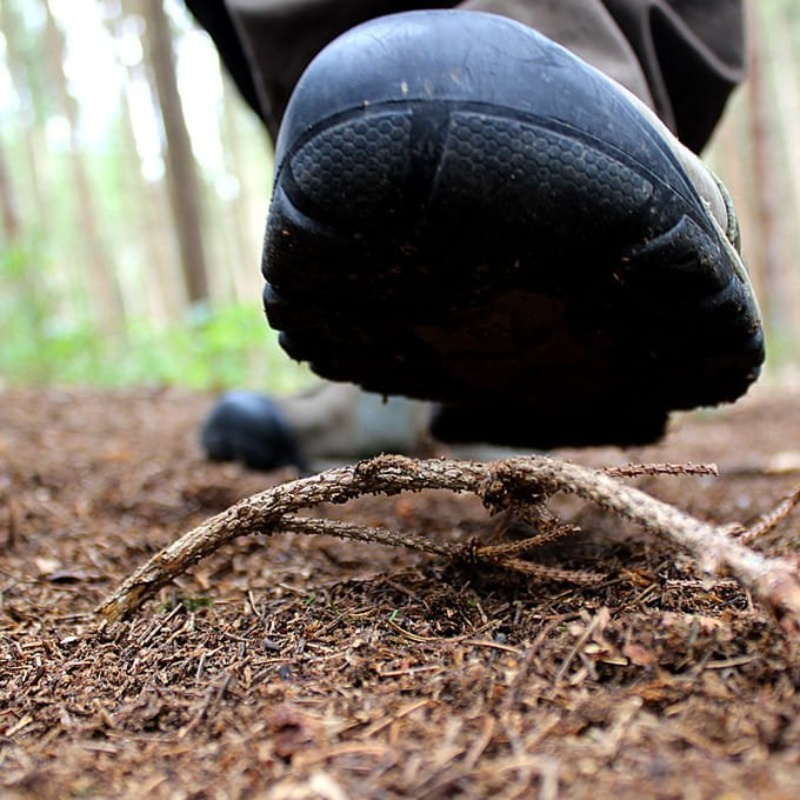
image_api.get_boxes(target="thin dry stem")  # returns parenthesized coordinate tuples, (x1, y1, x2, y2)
(740, 485, 800, 545)
(96, 454, 800, 633)
(478, 526, 581, 560)
(481, 504, 581, 558)
(603, 463, 719, 478)
(496, 559, 603, 586)
(279, 514, 456, 557)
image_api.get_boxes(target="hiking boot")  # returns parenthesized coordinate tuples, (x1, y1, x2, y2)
(261, 10, 764, 448)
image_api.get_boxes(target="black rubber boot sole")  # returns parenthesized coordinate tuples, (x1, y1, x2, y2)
(261, 11, 764, 448)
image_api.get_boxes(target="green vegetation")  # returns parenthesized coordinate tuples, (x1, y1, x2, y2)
(0, 242, 312, 391)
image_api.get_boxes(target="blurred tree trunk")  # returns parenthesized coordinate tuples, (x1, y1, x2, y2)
(104, 0, 185, 325)
(711, 102, 758, 285)
(139, 0, 211, 306)
(0, 137, 21, 245)
(119, 78, 185, 325)
(763, 1, 800, 327)
(747, 5, 787, 338)
(44, 0, 127, 338)
(218, 72, 259, 302)
(1, 0, 49, 237)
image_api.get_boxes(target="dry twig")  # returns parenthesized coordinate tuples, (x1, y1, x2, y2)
(96, 454, 800, 632)
(739, 485, 800, 546)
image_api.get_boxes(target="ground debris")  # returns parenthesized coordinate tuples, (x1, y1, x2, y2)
(3, 386, 800, 798)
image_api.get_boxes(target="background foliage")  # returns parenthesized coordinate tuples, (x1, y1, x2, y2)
(0, 0, 799, 391)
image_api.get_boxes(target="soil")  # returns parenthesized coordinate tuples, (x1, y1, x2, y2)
(2, 384, 800, 799)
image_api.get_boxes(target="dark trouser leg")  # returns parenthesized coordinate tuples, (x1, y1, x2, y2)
(218, 0, 744, 151)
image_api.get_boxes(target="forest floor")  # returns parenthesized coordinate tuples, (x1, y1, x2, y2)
(2, 384, 800, 799)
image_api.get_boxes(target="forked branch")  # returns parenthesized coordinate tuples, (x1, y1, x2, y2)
(96, 454, 800, 633)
